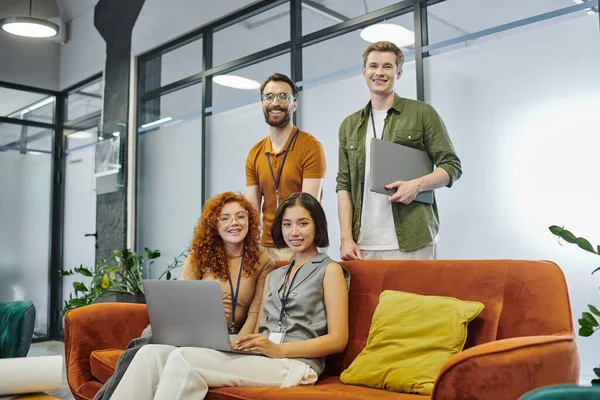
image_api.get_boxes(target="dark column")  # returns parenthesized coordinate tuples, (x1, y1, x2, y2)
(94, 0, 146, 262)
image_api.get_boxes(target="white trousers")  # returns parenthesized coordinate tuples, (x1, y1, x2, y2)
(361, 243, 434, 260)
(110, 344, 318, 400)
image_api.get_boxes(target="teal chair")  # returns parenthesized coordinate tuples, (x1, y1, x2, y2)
(0, 301, 36, 358)
(519, 384, 600, 399)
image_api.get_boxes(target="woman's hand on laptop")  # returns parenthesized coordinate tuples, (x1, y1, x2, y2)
(233, 334, 283, 358)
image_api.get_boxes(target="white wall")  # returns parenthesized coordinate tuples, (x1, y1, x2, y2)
(0, 34, 60, 90)
(426, 14, 600, 381)
(59, 7, 104, 89)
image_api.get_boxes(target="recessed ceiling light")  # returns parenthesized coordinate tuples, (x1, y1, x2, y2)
(0, 1, 59, 38)
(213, 75, 261, 90)
(360, 24, 415, 48)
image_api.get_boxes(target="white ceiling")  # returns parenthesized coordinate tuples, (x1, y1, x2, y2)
(0, 0, 587, 34)
(0, 0, 98, 22)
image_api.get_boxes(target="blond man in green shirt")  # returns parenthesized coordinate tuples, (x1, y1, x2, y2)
(336, 41, 462, 261)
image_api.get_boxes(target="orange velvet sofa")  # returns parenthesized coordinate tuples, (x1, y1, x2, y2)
(64, 259, 579, 400)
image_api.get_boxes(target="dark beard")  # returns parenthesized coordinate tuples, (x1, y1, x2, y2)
(263, 107, 291, 128)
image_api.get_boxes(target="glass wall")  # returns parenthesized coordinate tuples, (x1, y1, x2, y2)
(213, 3, 290, 66)
(423, 3, 599, 380)
(61, 76, 102, 327)
(137, 63, 204, 277)
(0, 98, 54, 338)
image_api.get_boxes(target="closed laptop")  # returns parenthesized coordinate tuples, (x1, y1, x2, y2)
(369, 138, 434, 204)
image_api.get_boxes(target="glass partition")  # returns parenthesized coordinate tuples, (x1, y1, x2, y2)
(425, 11, 600, 378)
(0, 122, 53, 338)
(137, 86, 203, 278)
(213, 3, 290, 66)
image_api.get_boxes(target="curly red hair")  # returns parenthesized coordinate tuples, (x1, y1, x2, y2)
(188, 192, 261, 280)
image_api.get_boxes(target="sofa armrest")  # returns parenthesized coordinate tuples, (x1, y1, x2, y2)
(64, 303, 149, 396)
(432, 335, 579, 400)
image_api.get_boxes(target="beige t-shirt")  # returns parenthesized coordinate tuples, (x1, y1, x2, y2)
(179, 251, 274, 332)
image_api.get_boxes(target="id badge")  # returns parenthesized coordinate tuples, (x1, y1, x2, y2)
(268, 331, 285, 344)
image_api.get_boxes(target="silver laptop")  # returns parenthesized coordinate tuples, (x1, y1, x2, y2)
(370, 138, 434, 204)
(143, 279, 262, 355)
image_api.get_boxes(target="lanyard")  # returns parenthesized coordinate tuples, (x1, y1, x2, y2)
(227, 252, 245, 333)
(370, 109, 388, 140)
(277, 261, 305, 331)
(266, 128, 300, 206)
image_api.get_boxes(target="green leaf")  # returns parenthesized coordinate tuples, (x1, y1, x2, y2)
(70, 298, 87, 307)
(592, 266, 600, 275)
(583, 312, 599, 327)
(589, 305, 600, 317)
(166, 271, 172, 280)
(74, 266, 93, 276)
(73, 281, 88, 293)
(549, 225, 563, 236)
(576, 237, 595, 253)
(597, 245, 600, 254)
(594, 368, 600, 378)
(579, 326, 594, 336)
(579, 317, 591, 328)
(561, 230, 577, 243)
(58, 269, 73, 276)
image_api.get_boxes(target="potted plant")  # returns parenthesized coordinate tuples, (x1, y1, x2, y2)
(59, 247, 188, 315)
(549, 225, 600, 385)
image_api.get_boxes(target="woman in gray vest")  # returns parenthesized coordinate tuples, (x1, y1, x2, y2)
(109, 192, 351, 399)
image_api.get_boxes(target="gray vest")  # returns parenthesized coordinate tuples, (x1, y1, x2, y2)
(258, 253, 351, 375)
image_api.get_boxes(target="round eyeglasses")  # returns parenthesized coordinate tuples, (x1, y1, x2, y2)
(261, 92, 296, 103)
(218, 211, 249, 224)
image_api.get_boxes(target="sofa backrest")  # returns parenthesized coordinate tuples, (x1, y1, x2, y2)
(324, 259, 573, 377)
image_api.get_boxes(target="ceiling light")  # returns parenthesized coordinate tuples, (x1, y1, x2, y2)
(0, 1, 59, 38)
(141, 117, 172, 129)
(360, 24, 415, 48)
(68, 131, 93, 139)
(213, 75, 261, 90)
(21, 97, 55, 114)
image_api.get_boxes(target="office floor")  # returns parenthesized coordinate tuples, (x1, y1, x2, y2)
(27, 341, 74, 400)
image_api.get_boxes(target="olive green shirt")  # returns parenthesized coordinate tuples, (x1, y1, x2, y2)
(335, 94, 462, 252)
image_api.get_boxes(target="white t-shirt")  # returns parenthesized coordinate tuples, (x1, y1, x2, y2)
(357, 109, 399, 250)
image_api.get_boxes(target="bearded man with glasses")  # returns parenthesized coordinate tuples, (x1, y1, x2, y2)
(245, 73, 326, 261)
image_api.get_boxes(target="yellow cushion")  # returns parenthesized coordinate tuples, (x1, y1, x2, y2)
(340, 290, 484, 395)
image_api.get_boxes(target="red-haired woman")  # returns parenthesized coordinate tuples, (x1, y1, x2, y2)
(93, 192, 274, 400)
(180, 191, 274, 337)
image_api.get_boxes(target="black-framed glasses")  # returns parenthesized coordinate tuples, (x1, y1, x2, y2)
(261, 92, 296, 103)
(218, 211, 249, 224)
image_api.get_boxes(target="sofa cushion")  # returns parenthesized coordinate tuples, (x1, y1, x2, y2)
(325, 260, 507, 377)
(90, 349, 124, 384)
(206, 376, 428, 399)
(340, 290, 484, 395)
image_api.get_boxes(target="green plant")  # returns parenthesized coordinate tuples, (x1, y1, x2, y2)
(549, 225, 600, 384)
(59, 247, 188, 315)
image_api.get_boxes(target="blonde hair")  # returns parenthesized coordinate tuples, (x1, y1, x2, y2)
(362, 41, 405, 71)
